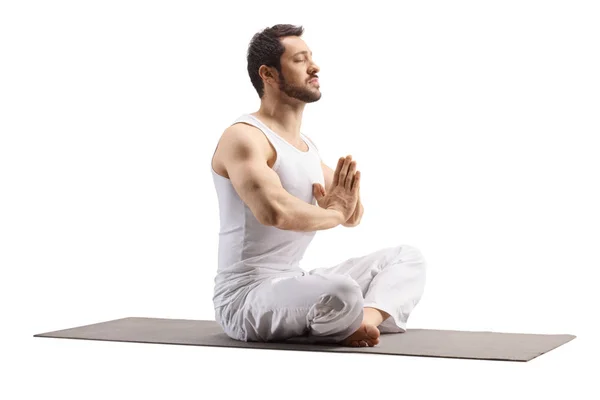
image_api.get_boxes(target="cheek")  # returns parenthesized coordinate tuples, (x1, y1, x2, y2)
(290, 66, 306, 78)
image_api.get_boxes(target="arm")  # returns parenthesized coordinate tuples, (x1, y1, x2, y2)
(321, 161, 364, 228)
(221, 125, 345, 232)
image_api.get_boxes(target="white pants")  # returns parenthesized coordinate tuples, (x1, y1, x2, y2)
(215, 244, 427, 343)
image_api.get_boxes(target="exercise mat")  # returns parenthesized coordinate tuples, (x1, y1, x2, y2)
(34, 317, 575, 362)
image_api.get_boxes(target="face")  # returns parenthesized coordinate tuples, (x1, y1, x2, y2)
(275, 36, 321, 103)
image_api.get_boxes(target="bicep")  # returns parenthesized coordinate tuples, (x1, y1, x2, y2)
(222, 128, 286, 225)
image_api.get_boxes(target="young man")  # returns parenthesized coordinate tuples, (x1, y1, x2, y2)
(210, 24, 426, 347)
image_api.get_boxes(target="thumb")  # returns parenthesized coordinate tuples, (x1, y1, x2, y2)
(313, 183, 325, 199)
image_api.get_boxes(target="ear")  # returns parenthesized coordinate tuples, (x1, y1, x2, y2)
(259, 65, 276, 84)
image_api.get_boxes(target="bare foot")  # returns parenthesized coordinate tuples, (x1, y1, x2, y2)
(340, 322, 380, 347)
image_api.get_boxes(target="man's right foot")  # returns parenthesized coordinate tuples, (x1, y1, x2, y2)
(340, 322, 380, 347)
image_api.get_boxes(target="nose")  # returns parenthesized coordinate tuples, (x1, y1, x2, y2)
(309, 60, 320, 75)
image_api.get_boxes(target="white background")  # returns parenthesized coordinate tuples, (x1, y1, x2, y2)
(2, 0, 599, 399)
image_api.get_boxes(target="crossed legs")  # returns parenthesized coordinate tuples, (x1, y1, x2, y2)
(217, 244, 427, 346)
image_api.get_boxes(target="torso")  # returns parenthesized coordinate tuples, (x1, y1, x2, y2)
(211, 118, 309, 180)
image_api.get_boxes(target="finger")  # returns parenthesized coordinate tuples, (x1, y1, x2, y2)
(351, 170, 360, 192)
(313, 184, 322, 197)
(332, 157, 344, 187)
(339, 155, 352, 188)
(346, 161, 357, 190)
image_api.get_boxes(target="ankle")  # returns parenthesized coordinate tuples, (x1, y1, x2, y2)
(363, 307, 390, 326)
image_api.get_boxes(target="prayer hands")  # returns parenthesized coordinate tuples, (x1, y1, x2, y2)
(313, 155, 360, 223)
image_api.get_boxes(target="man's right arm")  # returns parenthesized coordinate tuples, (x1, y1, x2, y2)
(221, 124, 344, 232)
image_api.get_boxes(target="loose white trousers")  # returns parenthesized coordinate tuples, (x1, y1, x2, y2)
(215, 244, 427, 343)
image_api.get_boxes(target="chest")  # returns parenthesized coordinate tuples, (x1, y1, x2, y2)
(276, 152, 324, 204)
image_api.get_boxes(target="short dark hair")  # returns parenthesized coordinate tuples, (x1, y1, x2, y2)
(247, 24, 304, 98)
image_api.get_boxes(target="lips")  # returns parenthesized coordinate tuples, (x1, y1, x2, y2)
(309, 77, 319, 84)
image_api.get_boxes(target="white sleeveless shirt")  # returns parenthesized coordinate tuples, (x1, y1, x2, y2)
(211, 114, 325, 308)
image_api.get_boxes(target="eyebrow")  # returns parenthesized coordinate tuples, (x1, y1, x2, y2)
(292, 50, 313, 57)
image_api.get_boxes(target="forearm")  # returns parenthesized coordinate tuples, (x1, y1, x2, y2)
(271, 194, 344, 232)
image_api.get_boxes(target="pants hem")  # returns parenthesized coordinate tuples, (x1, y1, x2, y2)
(363, 302, 407, 333)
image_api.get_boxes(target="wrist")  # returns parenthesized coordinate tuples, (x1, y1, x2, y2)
(328, 208, 345, 224)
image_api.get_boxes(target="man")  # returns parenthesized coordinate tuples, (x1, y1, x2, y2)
(210, 24, 426, 347)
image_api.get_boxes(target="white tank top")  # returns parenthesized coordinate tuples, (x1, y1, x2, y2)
(211, 113, 325, 308)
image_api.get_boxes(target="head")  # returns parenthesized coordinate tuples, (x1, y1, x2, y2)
(247, 24, 321, 103)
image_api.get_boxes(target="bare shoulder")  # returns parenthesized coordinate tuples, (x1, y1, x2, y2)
(212, 122, 276, 178)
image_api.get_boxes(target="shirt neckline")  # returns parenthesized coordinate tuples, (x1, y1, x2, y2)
(246, 114, 311, 154)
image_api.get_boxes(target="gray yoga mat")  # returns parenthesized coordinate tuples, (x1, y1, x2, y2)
(33, 317, 575, 362)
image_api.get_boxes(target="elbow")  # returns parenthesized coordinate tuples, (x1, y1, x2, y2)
(258, 193, 290, 229)
(270, 208, 288, 229)
(260, 204, 286, 228)
(269, 213, 285, 229)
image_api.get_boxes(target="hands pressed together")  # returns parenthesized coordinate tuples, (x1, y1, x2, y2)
(313, 155, 362, 225)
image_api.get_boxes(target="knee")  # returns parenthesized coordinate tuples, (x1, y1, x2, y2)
(398, 244, 424, 260)
(307, 277, 364, 337)
(398, 244, 427, 267)
(319, 276, 363, 311)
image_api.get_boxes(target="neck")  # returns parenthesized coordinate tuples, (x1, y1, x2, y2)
(254, 96, 306, 143)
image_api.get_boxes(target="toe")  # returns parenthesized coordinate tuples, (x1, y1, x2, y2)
(366, 325, 380, 340)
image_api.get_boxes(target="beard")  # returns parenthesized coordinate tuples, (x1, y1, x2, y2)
(278, 73, 321, 103)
